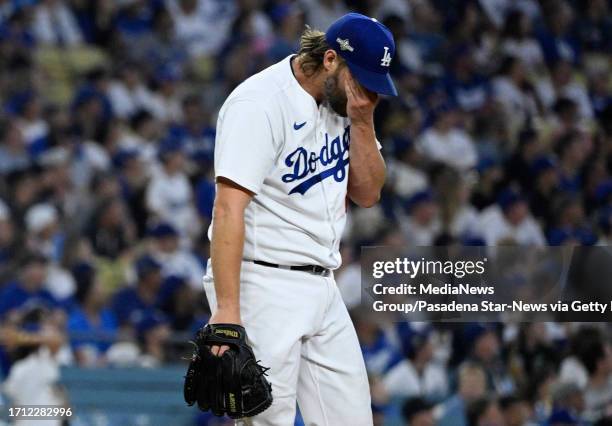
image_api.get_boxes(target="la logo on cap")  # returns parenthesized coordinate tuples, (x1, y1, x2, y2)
(380, 47, 392, 67)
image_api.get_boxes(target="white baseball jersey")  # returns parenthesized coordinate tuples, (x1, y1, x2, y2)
(210, 55, 353, 269)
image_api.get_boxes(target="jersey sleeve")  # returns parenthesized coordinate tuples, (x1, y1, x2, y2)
(214, 100, 277, 194)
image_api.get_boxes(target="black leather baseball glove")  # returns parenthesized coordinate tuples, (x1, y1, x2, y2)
(184, 323, 273, 419)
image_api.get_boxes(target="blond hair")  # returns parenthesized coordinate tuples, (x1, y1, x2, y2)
(297, 26, 344, 76)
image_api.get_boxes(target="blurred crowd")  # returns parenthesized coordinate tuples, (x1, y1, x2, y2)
(0, 0, 610, 425)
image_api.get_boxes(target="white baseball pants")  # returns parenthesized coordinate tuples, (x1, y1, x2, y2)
(203, 260, 373, 426)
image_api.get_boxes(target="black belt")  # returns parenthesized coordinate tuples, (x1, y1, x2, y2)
(252, 260, 330, 277)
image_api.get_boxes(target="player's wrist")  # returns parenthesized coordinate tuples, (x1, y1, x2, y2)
(210, 305, 242, 325)
(349, 116, 375, 129)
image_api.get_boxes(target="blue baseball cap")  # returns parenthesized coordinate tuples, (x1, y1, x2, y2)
(134, 254, 162, 279)
(148, 222, 179, 239)
(325, 13, 398, 96)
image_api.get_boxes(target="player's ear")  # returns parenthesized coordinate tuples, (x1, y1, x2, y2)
(322, 50, 340, 73)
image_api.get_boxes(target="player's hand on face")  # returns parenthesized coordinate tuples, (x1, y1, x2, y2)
(208, 308, 242, 356)
(344, 72, 378, 125)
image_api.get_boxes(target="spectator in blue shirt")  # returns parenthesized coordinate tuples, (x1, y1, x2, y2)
(0, 254, 58, 319)
(167, 94, 215, 164)
(0, 9, 36, 50)
(354, 310, 402, 377)
(67, 262, 118, 366)
(111, 255, 163, 329)
(537, 2, 580, 65)
(114, 0, 155, 39)
(443, 45, 491, 112)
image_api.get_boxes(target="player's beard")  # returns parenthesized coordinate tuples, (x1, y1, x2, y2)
(324, 70, 348, 117)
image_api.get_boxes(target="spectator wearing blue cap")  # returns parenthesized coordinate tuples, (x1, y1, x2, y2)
(401, 190, 441, 245)
(479, 188, 545, 246)
(110, 255, 163, 328)
(112, 148, 140, 171)
(0, 254, 59, 319)
(146, 136, 200, 242)
(417, 101, 477, 171)
(149, 222, 204, 290)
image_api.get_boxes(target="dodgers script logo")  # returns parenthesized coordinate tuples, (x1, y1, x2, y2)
(282, 126, 350, 195)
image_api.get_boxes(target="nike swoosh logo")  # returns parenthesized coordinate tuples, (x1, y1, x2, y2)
(293, 121, 306, 130)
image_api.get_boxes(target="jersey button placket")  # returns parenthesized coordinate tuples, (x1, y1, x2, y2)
(316, 109, 338, 259)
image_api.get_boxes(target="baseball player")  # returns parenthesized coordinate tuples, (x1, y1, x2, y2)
(203, 13, 397, 425)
